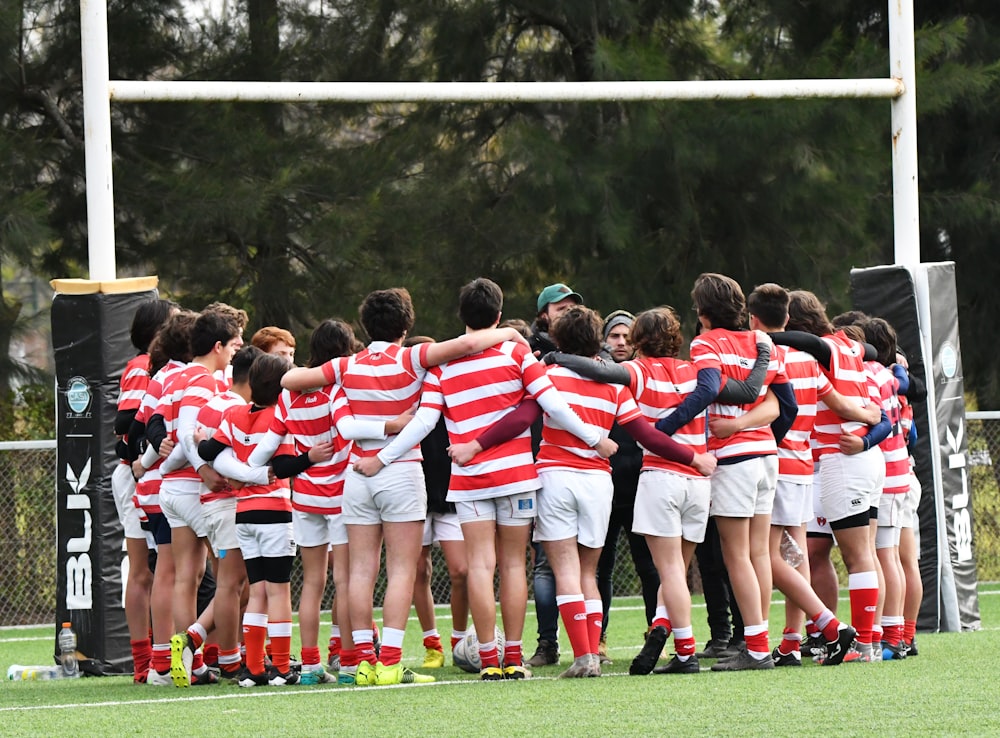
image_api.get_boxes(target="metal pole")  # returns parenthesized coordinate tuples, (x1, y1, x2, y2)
(109, 78, 903, 104)
(890, 0, 920, 266)
(80, 0, 116, 281)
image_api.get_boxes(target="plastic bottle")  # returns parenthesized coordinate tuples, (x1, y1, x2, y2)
(780, 529, 804, 568)
(58, 622, 80, 678)
(7, 664, 62, 680)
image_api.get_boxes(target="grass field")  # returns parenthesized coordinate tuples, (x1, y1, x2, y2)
(3, 585, 998, 737)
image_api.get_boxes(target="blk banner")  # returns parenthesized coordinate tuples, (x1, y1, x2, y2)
(850, 261, 980, 632)
(52, 288, 158, 670)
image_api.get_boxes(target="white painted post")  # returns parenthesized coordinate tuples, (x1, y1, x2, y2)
(890, 0, 921, 267)
(80, 0, 116, 281)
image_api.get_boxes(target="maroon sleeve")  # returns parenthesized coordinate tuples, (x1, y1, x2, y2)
(475, 399, 542, 450)
(620, 417, 696, 466)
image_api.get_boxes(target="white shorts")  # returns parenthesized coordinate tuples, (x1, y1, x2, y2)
(237, 521, 296, 560)
(111, 463, 146, 540)
(900, 473, 922, 529)
(294, 509, 347, 548)
(806, 479, 833, 536)
(875, 493, 905, 549)
(455, 491, 536, 527)
(534, 470, 613, 548)
(343, 462, 427, 524)
(160, 484, 207, 537)
(817, 447, 885, 525)
(632, 469, 710, 542)
(423, 512, 463, 546)
(710, 456, 778, 518)
(771, 479, 812, 527)
(203, 498, 238, 556)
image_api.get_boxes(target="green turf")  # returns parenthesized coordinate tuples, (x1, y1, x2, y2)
(3, 586, 997, 737)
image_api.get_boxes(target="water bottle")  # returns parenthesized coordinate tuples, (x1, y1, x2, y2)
(780, 529, 804, 568)
(58, 622, 80, 678)
(7, 664, 62, 680)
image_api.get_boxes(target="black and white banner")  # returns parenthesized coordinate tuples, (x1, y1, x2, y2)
(52, 288, 157, 670)
(851, 261, 980, 631)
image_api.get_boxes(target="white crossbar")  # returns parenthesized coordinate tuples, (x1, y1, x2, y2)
(109, 78, 903, 104)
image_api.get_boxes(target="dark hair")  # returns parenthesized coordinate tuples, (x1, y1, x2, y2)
(746, 283, 789, 330)
(231, 345, 264, 385)
(840, 323, 866, 343)
(191, 310, 241, 357)
(459, 278, 504, 330)
(550, 305, 602, 357)
(309, 319, 357, 367)
(130, 299, 178, 354)
(786, 290, 833, 336)
(831, 310, 869, 330)
(249, 353, 289, 407)
(403, 335, 435, 346)
(155, 309, 199, 365)
(863, 317, 898, 366)
(630, 307, 683, 358)
(692, 273, 747, 330)
(359, 288, 415, 342)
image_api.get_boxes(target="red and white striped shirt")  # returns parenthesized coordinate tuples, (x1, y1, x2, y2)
(812, 332, 871, 460)
(777, 346, 832, 484)
(214, 405, 292, 516)
(690, 328, 784, 460)
(623, 356, 707, 478)
(321, 341, 431, 463)
(196, 390, 246, 504)
(119, 354, 150, 414)
(867, 360, 909, 494)
(157, 364, 226, 484)
(267, 386, 354, 515)
(133, 360, 187, 515)
(536, 366, 642, 473)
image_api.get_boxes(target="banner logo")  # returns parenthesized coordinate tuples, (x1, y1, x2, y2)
(940, 342, 958, 379)
(66, 377, 92, 417)
(65, 444, 94, 610)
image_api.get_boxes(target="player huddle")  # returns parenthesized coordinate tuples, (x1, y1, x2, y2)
(111, 272, 921, 686)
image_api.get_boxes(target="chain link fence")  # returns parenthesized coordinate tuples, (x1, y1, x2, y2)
(3, 412, 997, 626)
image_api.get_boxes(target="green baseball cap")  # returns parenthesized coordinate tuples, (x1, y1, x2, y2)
(536, 283, 583, 313)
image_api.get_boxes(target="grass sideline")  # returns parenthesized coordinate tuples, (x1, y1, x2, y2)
(3, 585, 998, 737)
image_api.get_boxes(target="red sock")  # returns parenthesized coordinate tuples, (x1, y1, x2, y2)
(745, 630, 769, 656)
(339, 648, 358, 668)
(219, 647, 241, 677)
(243, 623, 267, 675)
(423, 634, 443, 652)
(301, 645, 321, 668)
(652, 616, 672, 635)
(187, 627, 205, 650)
(269, 621, 292, 673)
(379, 645, 402, 666)
(558, 599, 591, 658)
(451, 635, 462, 651)
(328, 635, 342, 660)
(814, 612, 843, 643)
(586, 611, 603, 654)
(503, 641, 523, 667)
(191, 652, 205, 672)
(849, 582, 878, 645)
(674, 635, 696, 658)
(203, 643, 219, 667)
(780, 628, 801, 654)
(130, 639, 152, 676)
(152, 643, 171, 673)
(903, 619, 917, 645)
(479, 643, 500, 669)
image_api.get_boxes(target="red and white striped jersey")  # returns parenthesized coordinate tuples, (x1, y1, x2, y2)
(812, 332, 871, 459)
(197, 390, 247, 504)
(214, 404, 292, 516)
(267, 386, 354, 515)
(690, 328, 784, 460)
(134, 360, 187, 515)
(157, 364, 226, 483)
(419, 341, 554, 501)
(776, 346, 832, 484)
(321, 341, 431, 463)
(536, 365, 642, 473)
(622, 356, 708, 478)
(119, 354, 151, 414)
(866, 360, 909, 494)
